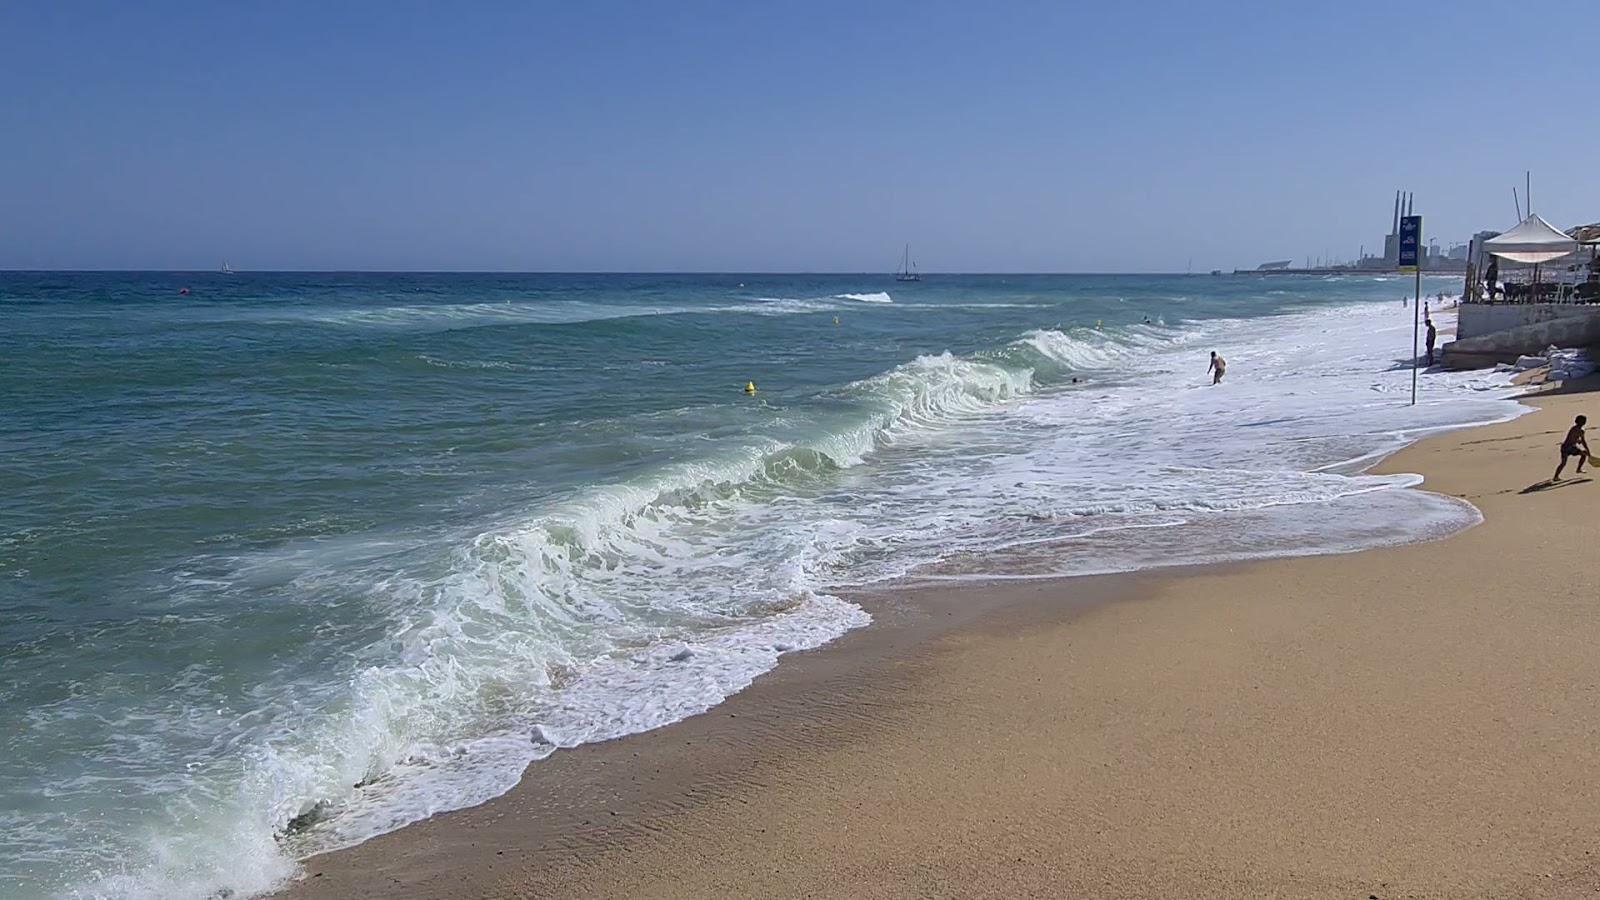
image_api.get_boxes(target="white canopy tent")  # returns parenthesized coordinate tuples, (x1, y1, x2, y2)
(1483, 214, 1578, 264)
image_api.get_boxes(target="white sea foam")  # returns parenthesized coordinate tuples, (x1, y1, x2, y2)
(1012, 328, 1119, 370)
(56, 301, 1524, 900)
(254, 300, 694, 331)
(739, 296, 842, 315)
(208, 287, 955, 335)
(220, 294, 865, 332)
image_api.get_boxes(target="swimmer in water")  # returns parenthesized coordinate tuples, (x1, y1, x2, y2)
(1208, 351, 1226, 385)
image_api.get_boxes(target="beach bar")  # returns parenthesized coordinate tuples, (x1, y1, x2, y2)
(1442, 213, 1600, 368)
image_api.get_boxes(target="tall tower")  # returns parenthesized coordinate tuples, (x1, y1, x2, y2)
(1384, 189, 1404, 265)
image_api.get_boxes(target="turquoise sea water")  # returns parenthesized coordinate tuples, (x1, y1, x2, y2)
(1, 272, 1516, 898)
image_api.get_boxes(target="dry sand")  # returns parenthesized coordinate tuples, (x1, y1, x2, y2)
(279, 385, 1600, 900)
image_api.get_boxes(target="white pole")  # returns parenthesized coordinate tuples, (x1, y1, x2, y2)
(1412, 265, 1421, 405)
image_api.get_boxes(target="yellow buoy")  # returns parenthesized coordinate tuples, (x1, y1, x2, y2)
(744, 381, 757, 394)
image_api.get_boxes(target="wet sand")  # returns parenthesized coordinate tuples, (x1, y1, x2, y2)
(279, 384, 1600, 900)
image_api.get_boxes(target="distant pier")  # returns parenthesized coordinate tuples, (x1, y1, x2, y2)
(1229, 267, 1462, 276)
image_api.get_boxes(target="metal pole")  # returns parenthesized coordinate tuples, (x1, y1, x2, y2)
(1411, 266, 1421, 405)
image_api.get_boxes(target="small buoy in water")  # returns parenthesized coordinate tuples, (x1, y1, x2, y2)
(833, 316, 840, 325)
(744, 381, 757, 394)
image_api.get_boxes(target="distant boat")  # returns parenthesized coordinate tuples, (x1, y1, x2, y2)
(895, 244, 920, 282)
(1210, 269, 1223, 276)
(221, 262, 234, 275)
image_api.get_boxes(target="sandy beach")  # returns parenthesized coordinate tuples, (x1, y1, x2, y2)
(16, 9, 1600, 898)
(278, 383, 1600, 900)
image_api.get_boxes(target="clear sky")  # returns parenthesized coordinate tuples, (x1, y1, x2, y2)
(2, 1, 1594, 272)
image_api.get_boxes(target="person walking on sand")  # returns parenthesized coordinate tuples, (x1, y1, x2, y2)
(1208, 351, 1227, 385)
(1554, 415, 1590, 481)
(1425, 317, 1437, 366)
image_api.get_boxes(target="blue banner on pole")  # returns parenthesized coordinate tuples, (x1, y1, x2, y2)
(1399, 215, 1422, 269)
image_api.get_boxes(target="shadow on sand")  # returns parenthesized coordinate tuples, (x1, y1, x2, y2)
(1384, 356, 1438, 373)
(1520, 477, 1592, 494)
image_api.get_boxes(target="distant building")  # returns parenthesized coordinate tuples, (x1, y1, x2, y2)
(1467, 229, 1502, 267)
(1256, 260, 1292, 270)
(1371, 189, 1414, 266)
(1346, 192, 1467, 272)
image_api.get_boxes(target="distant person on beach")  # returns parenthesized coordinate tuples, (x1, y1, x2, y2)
(1425, 318, 1437, 366)
(1485, 258, 1500, 299)
(1554, 415, 1590, 481)
(1208, 351, 1226, 384)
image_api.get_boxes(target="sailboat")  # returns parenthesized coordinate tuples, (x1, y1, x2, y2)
(221, 261, 234, 275)
(895, 244, 920, 282)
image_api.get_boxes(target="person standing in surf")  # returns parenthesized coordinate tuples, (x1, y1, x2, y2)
(1208, 351, 1227, 385)
(1425, 317, 1437, 366)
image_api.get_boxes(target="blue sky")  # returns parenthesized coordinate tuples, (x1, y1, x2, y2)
(2, 1, 1593, 272)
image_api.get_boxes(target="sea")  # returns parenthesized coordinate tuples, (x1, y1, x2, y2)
(0, 272, 1525, 899)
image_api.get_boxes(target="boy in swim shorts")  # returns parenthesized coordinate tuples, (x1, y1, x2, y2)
(1554, 415, 1590, 481)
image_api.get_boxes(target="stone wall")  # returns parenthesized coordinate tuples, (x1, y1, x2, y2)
(1442, 312, 1600, 369)
(1456, 302, 1600, 341)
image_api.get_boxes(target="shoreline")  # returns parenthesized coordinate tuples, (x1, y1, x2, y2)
(274, 569, 1180, 899)
(274, 564, 1158, 894)
(276, 379, 1599, 898)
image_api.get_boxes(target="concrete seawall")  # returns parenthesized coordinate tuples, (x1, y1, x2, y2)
(1456, 302, 1600, 341)
(1443, 310, 1600, 369)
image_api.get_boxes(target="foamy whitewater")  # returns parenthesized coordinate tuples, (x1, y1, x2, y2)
(0, 273, 1524, 899)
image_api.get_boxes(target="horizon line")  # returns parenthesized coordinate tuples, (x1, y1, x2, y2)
(0, 268, 1460, 277)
